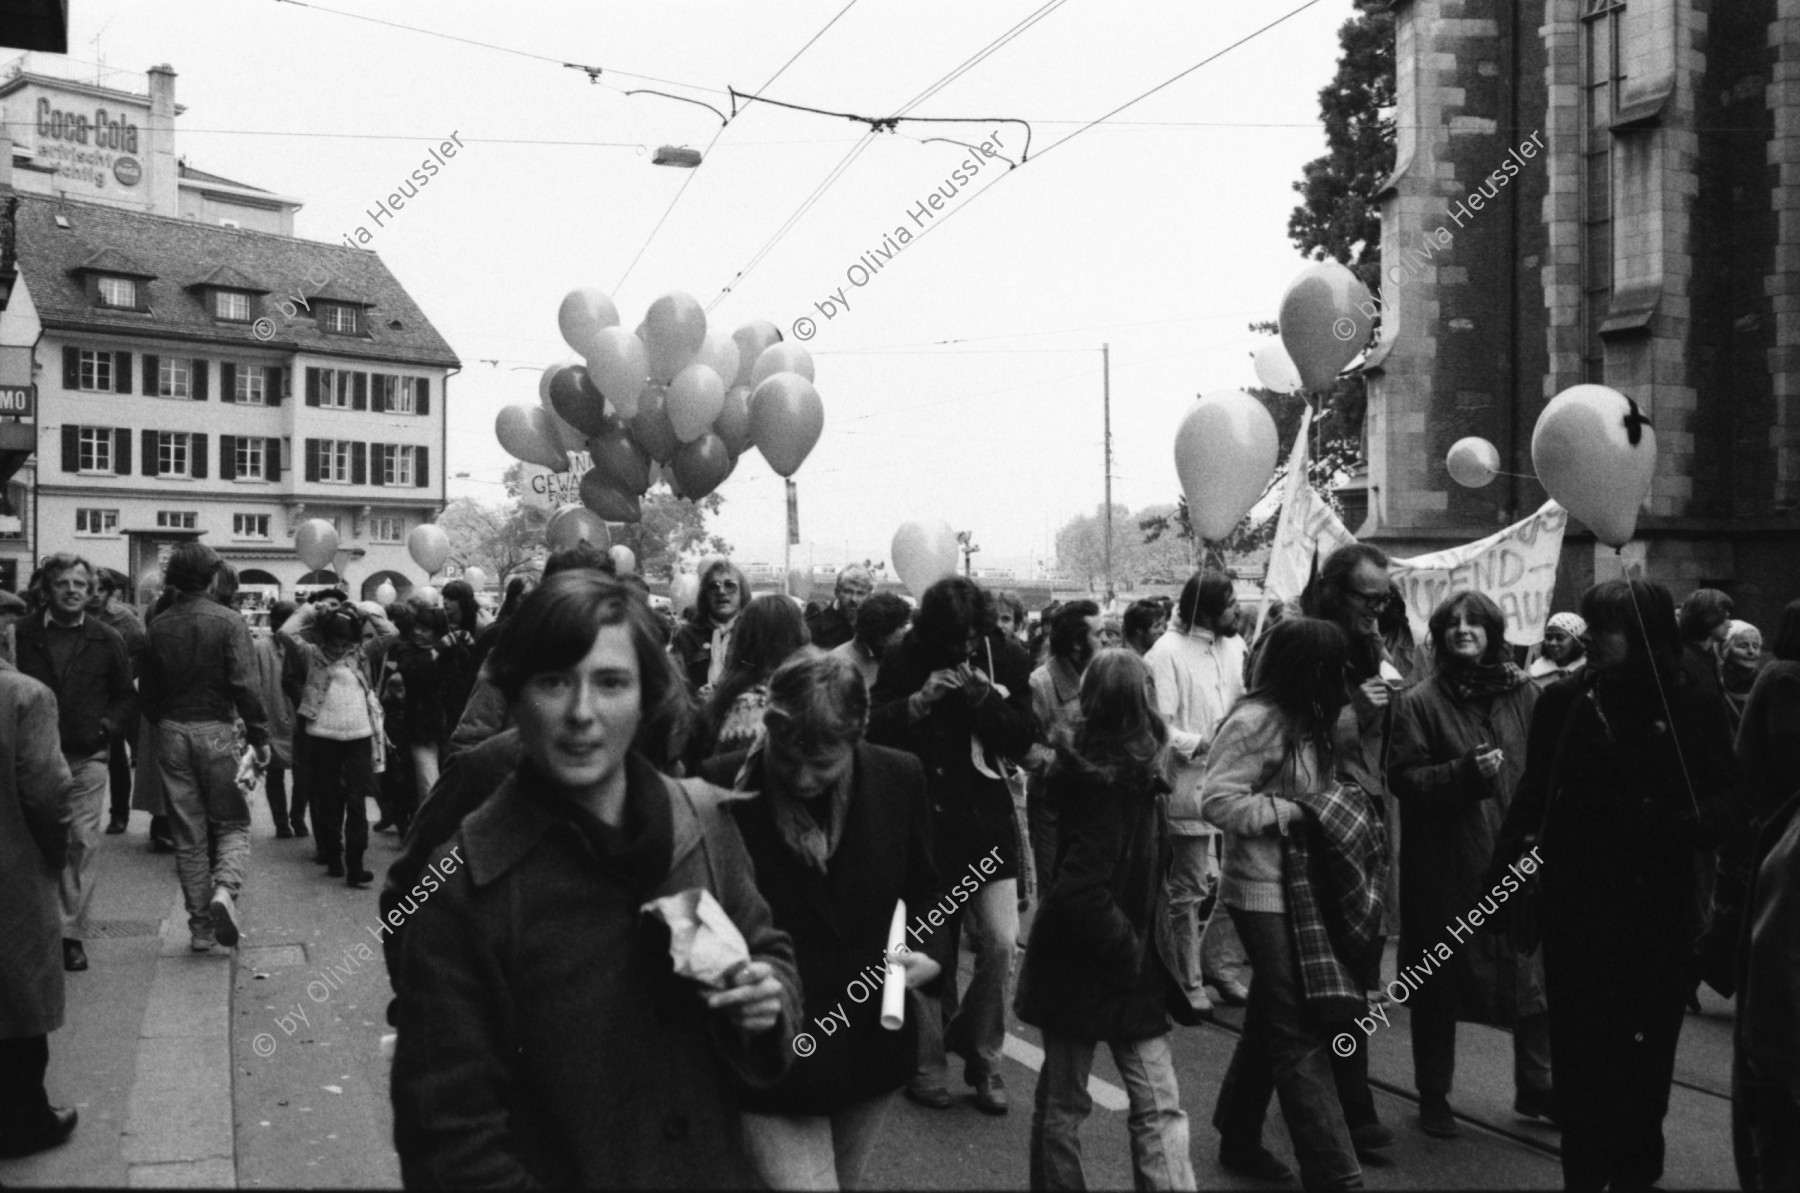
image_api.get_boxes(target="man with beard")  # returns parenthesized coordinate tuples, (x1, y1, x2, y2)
(804, 565, 874, 652)
(1147, 570, 1249, 1016)
(670, 559, 749, 692)
(1025, 600, 1103, 892)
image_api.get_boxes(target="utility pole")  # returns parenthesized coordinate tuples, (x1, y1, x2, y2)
(1102, 343, 1113, 609)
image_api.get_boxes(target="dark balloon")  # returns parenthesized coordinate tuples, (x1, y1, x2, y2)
(671, 433, 733, 501)
(578, 470, 642, 522)
(587, 426, 652, 496)
(549, 364, 615, 438)
(630, 382, 682, 464)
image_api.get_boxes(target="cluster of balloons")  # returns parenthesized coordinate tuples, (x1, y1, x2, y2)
(496, 288, 826, 529)
(293, 517, 456, 586)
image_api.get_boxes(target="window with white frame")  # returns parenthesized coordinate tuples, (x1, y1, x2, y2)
(318, 439, 352, 483)
(319, 369, 360, 410)
(158, 357, 192, 399)
(370, 515, 405, 542)
(381, 444, 416, 487)
(235, 437, 266, 480)
(387, 376, 416, 414)
(77, 350, 113, 392)
(235, 365, 266, 405)
(157, 432, 192, 478)
(320, 304, 359, 334)
(233, 513, 271, 539)
(215, 291, 251, 322)
(96, 276, 137, 308)
(76, 427, 113, 473)
(75, 508, 120, 535)
(156, 510, 198, 530)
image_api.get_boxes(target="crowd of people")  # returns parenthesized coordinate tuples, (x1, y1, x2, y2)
(4, 540, 1800, 1192)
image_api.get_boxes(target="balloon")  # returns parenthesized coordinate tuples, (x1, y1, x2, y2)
(579, 470, 643, 522)
(1531, 384, 1657, 548)
(667, 363, 726, 443)
(643, 291, 706, 383)
(1173, 390, 1280, 540)
(748, 372, 824, 477)
(546, 503, 614, 551)
(415, 585, 441, 607)
(694, 332, 741, 389)
(1252, 340, 1303, 394)
(496, 403, 570, 471)
(557, 286, 619, 356)
(537, 363, 590, 452)
(1446, 436, 1501, 488)
(374, 582, 398, 605)
(1278, 260, 1376, 392)
(585, 327, 649, 420)
(715, 385, 753, 455)
(548, 365, 615, 438)
(890, 520, 961, 596)
(408, 523, 451, 574)
(630, 382, 682, 464)
(295, 519, 339, 571)
(609, 545, 637, 575)
(751, 342, 815, 388)
(462, 566, 487, 592)
(731, 321, 782, 389)
(672, 433, 733, 501)
(670, 572, 700, 614)
(587, 426, 652, 496)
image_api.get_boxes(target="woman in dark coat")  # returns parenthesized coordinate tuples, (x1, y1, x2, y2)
(1388, 591, 1548, 1136)
(867, 576, 1036, 1113)
(1491, 579, 1737, 1192)
(699, 648, 942, 1189)
(1016, 648, 1196, 1191)
(390, 572, 803, 1189)
(1736, 598, 1800, 829)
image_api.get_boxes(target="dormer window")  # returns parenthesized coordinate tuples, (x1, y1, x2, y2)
(319, 303, 359, 335)
(214, 290, 252, 322)
(97, 276, 139, 309)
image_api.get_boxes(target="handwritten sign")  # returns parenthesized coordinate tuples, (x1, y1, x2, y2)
(1389, 501, 1568, 647)
(519, 453, 588, 511)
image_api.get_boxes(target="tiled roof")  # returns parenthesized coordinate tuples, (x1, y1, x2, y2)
(12, 192, 459, 368)
(73, 246, 154, 277)
(186, 264, 269, 294)
(177, 162, 272, 193)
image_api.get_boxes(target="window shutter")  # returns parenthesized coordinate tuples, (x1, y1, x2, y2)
(61, 425, 78, 472)
(417, 377, 431, 417)
(370, 442, 385, 486)
(352, 372, 368, 412)
(268, 437, 283, 480)
(142, 430, 159, 477)
(193, 360, 209, 401)
(220, 435, 237, 480)
(268, 366, 284, 407)
(142, 354, 159, 395)
(62, 347, 78, 390)
(115, 351, 132, 394)
(305, 367, 320, 407)
(416, 445, 430, 488)
(305, 439, 320, 483)
(192, 433, 209, 479)
(351, 441, 367, 485)
(115, 428, 131, 475)
(368, 373, 386, 412)
(220, 362, 237, 402)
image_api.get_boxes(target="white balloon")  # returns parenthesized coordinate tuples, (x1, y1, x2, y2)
(374, 582, 399, 605)
(1446, 437, 1501, 488)
(1173, 390, 1280, 540)
(585, 328, 648, 420)
(890, 520, 961, 596)
(415, 585, 442, 607)
(558, 287, 619, 356)
(1252, 340, 1303, 394)
(1532, 384, 1658, 548)
(666, 363, 726, 443)
(751, 342, 815, 388)
(644, 292, 707, 383)
(462, 566, 488, 592)
(693, 332, 741, 391)
(670, 572, 700, 614)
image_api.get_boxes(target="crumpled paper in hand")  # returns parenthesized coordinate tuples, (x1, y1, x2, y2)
(640, 888, 752, 990)
(235, 746, 263, 798)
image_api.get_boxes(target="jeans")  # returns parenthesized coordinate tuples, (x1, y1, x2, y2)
(157, 720, 250, 939)
(307, 734, 372, 867)
(1411, 1000, 1552, 1100)
(0, 1035, 54, 1140)
(59, 748, 110, 938)
(1213, 908, 1362, 1191)
(916, 877, 1018, 1086)
(741, 1092, 894, 1190)
(1165, 833, 1245, 1006)
(1032, 1032, 1196, 1191)
(286, 730, 310, 832)
(265, 762, 290, 829)
(1331, 935, 1386, 1130)
(108, 734, 132, 821)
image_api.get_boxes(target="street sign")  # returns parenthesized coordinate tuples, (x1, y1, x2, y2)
(0, 384, 34, 416)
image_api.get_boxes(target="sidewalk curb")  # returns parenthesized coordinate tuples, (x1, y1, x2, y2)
(121, 894, 236, 1188)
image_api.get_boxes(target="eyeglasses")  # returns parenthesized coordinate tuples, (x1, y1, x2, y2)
(703, 580, 740, 594)
(1348, 589, 1395, 611)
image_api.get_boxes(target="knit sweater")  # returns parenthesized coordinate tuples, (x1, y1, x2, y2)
(1200, 700, 1327, 913)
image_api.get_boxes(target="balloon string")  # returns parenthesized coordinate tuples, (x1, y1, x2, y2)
(1621, 572, 1704, 823)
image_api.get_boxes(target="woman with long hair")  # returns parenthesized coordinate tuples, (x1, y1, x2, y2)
(1202, 618, 1364, 1189)
(1389, 592, 1549, 1137)
(1491, 579, 1736, 1191)
(1016, 649, 1196, 1190)
(696, 595, 810, 759)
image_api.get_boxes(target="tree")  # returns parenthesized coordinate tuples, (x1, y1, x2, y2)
(615, 491, 731, 580)
(438, 496, 546, 581)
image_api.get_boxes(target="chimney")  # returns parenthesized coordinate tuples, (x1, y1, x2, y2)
(146, 63, 178, 216)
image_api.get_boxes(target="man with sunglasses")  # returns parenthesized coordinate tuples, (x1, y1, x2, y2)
(670, 560, 750, 692)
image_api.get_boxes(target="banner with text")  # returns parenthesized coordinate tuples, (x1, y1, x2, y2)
(519, 453, 588, 511)
(1388, 500, 1568, 647)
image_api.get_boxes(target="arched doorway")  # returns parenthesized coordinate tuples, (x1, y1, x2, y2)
(295, 568, 343, 603)
(361, 569, 414, 602)
(236, 568, 284, 632)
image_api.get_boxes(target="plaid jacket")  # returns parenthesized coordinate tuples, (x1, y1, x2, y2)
(1281, 780, 1390, 1021)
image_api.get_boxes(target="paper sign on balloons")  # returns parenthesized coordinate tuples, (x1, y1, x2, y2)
(1531, 384, 1657, 548)
(1173, 390, 1280, 540)
(1278, 261, 1375, 393)
(891, 520, 961, 596)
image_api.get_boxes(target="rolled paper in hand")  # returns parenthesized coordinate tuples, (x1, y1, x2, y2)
(881, 899, 907, 1031)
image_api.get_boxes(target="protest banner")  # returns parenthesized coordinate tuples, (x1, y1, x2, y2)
(1388, 500, 1568, 646)
(518, 453, 589, 511)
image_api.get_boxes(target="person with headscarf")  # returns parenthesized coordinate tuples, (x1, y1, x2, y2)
(1529, 612, 1587, 688)
(1721, 620, 1766, 733)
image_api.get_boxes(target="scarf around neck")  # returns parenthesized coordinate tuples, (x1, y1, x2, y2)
(734, 740, 854, 875)
(1440, 656, 1527, 704)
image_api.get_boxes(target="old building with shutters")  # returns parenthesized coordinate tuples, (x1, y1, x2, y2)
(1359, 0, 1800, 629)
(0, 56, 457, 600)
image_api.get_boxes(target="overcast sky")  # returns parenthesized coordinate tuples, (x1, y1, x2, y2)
(45, 0, 1354, 572)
